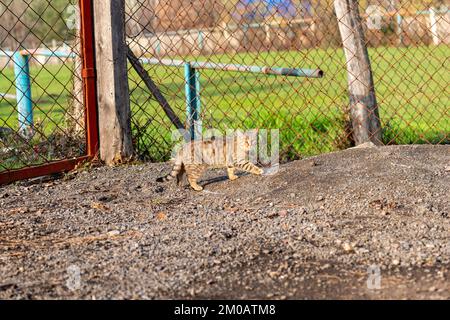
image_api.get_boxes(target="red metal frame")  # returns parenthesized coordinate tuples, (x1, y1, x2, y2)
(0, 0, 98, 186)
(79, 0, 99, 157)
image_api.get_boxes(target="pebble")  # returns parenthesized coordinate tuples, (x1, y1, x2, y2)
(0, 145, 448, 300)
(342, 242, 354, 252)
(279, 210, 288, 217)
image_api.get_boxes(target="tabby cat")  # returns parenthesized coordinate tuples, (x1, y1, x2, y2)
(157, 133, 263, 191)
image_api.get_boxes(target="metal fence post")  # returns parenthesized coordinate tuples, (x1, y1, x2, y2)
(13, 52, 33, 136)
(79, 0, 100, 157)
(184, 62, 202, 139)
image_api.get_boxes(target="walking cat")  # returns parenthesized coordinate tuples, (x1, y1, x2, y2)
(157, 133, 263, 191)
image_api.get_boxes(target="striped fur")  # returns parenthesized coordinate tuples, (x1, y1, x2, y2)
(157, 134, 263, 191)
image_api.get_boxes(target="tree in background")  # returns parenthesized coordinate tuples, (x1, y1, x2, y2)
(153, 0, 224, 31)
(0, 0, 77, 49)
(26, 0, 75, 45)
(0, 0, 28, 49)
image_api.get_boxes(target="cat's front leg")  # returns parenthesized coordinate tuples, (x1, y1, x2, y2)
(227, 166, 239, 181)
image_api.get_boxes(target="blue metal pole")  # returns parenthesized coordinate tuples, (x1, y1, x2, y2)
(140, 57, 324, 78)
(184, 63, 201, 140)
(184, 62, 194, 139)
(13, 52, 33, 135)
(194, 68, 202, 137)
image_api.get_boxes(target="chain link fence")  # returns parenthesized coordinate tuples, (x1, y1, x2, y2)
(126, 0, 449, 162)
(0, 0, 95, 179)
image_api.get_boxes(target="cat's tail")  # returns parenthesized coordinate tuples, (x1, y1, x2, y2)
(156, 159, 183, 182)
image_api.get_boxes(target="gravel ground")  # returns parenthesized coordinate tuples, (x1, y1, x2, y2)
(0, 144, 449, 300)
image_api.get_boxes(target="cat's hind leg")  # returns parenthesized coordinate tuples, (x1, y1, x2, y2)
(185, 164, 204, 191)
(235, 161, 264, 175)
(176, 164, 186, 186)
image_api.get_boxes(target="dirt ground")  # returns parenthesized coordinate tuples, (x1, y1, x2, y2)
(0, 144, 449, 300)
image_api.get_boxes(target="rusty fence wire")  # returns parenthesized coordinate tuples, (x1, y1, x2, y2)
(126, 0, 449, 162)
(0, 0, 88, 175)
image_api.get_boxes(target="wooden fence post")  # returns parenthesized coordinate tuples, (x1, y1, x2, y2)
(93, 0, 133, 164)
(334, 0, 382, 145)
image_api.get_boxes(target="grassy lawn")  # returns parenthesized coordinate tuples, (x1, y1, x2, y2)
(130, 45, 449, 160)
(1, 45, 449, 169)
(0, 62, 75, 131)
(0, 61, 83, 171)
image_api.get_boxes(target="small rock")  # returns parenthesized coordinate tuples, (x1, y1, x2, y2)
(279, 209, 288, 217)
(357, 248, 369, 254)
(321, 263, 331, 270)
(107, 230, 120, 237)
(268, 271, 279, 278)
(342, 242, 354, 252)
(156, 212, 167, 221)
(316, 195, 324, 202)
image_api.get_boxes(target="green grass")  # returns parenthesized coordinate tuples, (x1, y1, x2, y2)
(1, 45, 449, 169)
(129, 45, 449, 160)
(0, 61, 84, 171)
(0, 62, 75, 130)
